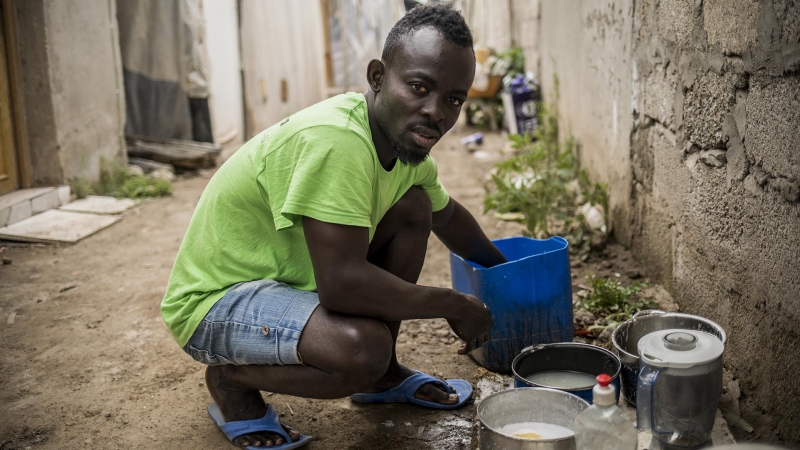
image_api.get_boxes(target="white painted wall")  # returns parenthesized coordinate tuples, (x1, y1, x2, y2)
(511, 0, 540, 76)
(461, 0, 512, 52)
(239, 0, 327, 138)
(203, 0, 244, 146)
(539, 0, 634, 235)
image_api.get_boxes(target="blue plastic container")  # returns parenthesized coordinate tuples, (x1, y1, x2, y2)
(511, 342, 622, 404)
(449, 236, 573, 372)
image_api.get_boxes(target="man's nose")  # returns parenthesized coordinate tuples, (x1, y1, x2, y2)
(420, 96, 445, 124)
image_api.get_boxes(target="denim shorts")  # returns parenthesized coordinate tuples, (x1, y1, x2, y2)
(183, 280, 320, 366)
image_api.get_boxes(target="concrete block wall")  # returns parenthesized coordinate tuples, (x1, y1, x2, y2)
(14, 0, 126, 187)
(0, 187, 69, 228)
(540, 0, 799, 444)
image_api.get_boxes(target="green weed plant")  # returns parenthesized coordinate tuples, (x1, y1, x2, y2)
(116, 176, 172, 199)
(73, 177, 94, 200)
(579, 276, 656, 330)
(484, 79, 607, 256)
(492, 47, 525, 78)
(72, 157, 173, 200)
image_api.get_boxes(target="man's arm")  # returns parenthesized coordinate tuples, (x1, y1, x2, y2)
(302, 216, 492, 353)
(431, 198, 507, 268)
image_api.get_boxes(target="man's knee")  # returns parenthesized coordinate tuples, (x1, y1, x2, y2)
(337, 319, 393, 390)
(390, 186, 432, 230)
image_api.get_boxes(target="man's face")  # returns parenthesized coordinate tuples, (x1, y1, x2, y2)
(374, 27, 475, 167)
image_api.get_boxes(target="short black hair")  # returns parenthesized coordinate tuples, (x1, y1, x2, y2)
(382, 3, 473, 63)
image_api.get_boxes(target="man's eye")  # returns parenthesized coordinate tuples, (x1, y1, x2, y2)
(411, 84, 427, 93)
(449, 97, 464, 106)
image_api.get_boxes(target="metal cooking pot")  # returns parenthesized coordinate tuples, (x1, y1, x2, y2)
(611, 310, 726, 405)
(512, 342, 621, 405)
(478, 387, 589, 450)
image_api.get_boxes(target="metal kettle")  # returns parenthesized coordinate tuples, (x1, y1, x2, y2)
(636, 329, 725, 450)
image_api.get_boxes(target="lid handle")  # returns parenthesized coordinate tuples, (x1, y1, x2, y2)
(662, 331, 697, 351)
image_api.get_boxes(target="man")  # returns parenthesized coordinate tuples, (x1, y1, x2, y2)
(161, 4, 507, 448)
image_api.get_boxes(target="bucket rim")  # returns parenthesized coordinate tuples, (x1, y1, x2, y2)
(511, 342, 622, 389)
(452, 235, 569, 271)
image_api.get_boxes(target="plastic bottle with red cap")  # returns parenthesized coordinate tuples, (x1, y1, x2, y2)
(574, 374, 638, 449)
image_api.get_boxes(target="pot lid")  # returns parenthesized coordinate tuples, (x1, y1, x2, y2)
(637, 329, 724, 369)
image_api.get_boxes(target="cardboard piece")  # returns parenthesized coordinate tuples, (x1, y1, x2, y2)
(0, 210, 121, 243)
(60, 196, 136, 215)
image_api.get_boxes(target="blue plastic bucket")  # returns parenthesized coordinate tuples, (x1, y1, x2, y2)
(512, 343, 622, 404)
(450, 236, 573, 372)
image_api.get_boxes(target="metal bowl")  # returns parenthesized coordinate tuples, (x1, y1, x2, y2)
(478, 387, 589, 450)
(611, 310, 726, 405)
(512, 342, 621, 404)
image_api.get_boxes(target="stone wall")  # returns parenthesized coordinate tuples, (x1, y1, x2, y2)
(14, 0, 126, 186)
(14, 0, 61, 186)
(540, 0, 799, 444)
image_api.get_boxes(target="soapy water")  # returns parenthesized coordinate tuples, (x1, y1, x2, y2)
(496, 422, 574, 440)
(523, 370, 597, 390)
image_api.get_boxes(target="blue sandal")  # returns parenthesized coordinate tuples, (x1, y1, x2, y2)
(350, 370, 473, 410)
(207, 403, 312, 450)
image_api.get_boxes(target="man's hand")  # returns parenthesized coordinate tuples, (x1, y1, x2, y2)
(446, 294, 493, 355)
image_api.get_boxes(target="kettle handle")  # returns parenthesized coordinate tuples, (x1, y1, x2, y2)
(636, 364, 662, 431)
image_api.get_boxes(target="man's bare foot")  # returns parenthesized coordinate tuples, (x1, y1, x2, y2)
(364, 363, 460, 405)
(206, 366, 302, 447)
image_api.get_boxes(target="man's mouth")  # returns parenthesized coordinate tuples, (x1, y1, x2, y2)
(412, 132, 436, 147)
(411, 126, 440, 148)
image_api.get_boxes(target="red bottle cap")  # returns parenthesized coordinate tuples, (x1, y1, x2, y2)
(596, 373, 611, 387)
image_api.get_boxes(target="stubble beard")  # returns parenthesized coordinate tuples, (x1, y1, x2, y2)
(376, 116, 429, 168)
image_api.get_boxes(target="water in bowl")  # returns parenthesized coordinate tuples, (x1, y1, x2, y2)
(523, 370, 597, 390)
(496, 422, 574, 440)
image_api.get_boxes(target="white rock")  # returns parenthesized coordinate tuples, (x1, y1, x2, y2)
(150, 168, 175, 182)
(127, 165, 145, 177)
(577, 202, 607, 233)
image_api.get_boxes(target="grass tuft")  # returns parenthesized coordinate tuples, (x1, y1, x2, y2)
(71, 157, 173, 201)
(577, 276, 656, 329)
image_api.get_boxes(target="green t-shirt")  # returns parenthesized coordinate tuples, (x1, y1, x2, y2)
(161, 92, 450, 346)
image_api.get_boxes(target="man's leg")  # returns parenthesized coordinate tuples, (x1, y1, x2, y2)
(206, 307, 394, 447)
(206, 187, 450, 447)
(364, 186, 458, 405)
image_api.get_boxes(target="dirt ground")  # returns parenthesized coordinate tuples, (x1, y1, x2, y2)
(0, 129, 651, 450)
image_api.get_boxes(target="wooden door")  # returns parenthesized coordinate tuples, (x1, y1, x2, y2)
(0, 6, 18, 195)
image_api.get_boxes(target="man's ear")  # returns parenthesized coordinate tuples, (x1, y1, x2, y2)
(366, 59, 385, 93)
